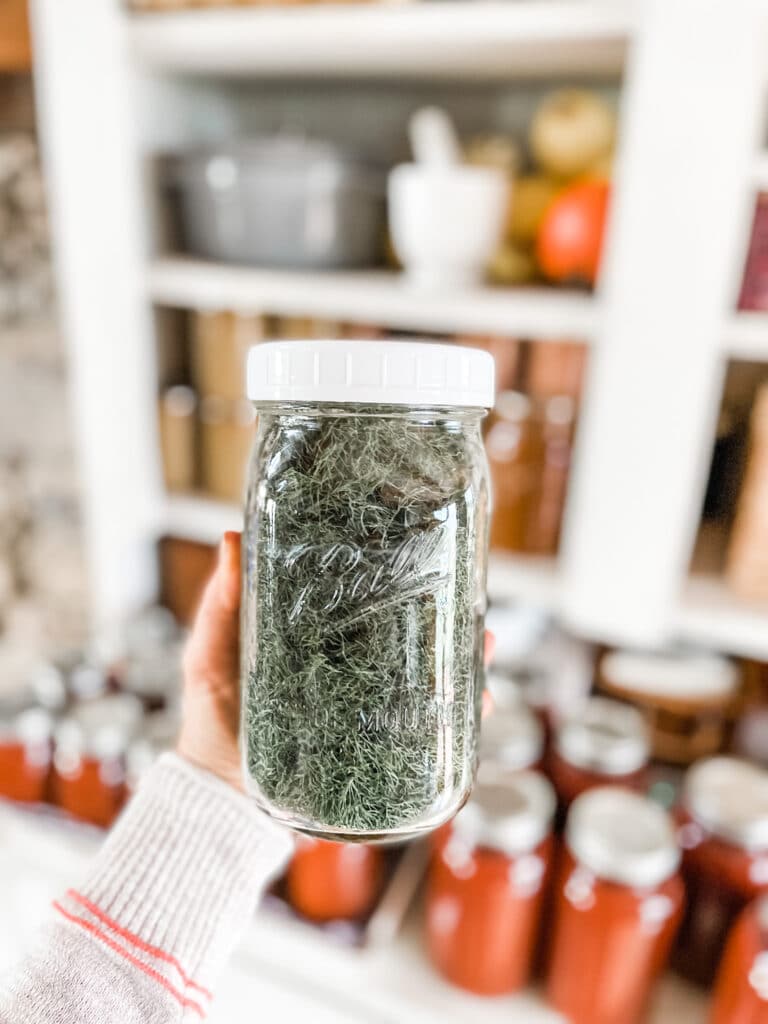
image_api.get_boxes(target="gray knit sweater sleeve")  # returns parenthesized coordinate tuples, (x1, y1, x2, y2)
(0, 753, 293, 1023)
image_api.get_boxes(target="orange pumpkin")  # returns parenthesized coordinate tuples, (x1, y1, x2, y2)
(537, 179, 610, 287)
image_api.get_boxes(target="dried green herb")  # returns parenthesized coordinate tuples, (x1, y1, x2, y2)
(242, 405, 488, 838)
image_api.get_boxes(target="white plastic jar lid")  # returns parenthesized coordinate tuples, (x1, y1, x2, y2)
(601, 648, 739, 701)
(556, 697, 650, 776)
(480, 704, 544, 771)
(246, 340, 495, 408)
(566, 787, 680, 888)
(683, 756, 768, 851)
(453, 765, 556, 855)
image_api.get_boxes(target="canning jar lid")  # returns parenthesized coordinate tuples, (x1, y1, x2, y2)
(54, 695, 144, 761)
(480, 705, 544, 771)
(683, 756, 768, 851)
(556, 697, 649, 776)
(0, 696, 53, 745)
(452, 765, 555, 855)
(600, 648, 738, 702)
(567, 786, 680, 888)
(246, 340, 495, 408)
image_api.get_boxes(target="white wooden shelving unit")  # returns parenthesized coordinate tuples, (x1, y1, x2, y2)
(29, 0, 768, 663)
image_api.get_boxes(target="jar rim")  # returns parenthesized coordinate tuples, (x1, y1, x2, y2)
(246, 339, 495, 409)
(683, 756, 768, 851)
(556, 697, 649, 777)
(479, 705, 544, 772)
(566, 786, 680, 887)
(452, 766, 555, 855)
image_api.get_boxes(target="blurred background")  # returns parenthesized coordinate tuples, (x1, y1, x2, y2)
(2, 0, 768, 1021)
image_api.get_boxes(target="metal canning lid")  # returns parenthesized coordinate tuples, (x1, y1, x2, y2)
(566, 786, 681, 887)
(452, 765, 556, 856)
(556, 696, 649, 776)
(480, 705, 544, 771)
(247, 340, 495, 409)
(16, 708, 53, 746)
(683, 756, 768, 851)
(0, 697, 53, 746)
(54, 695, 144, 761)
(601, 648, 739, 701)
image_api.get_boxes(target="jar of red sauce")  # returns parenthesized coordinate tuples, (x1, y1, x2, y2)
(479, 703, 544, 772)
(286, 837, 385, 923)
(51, 695, 142, 828)
(426, 766, 556, 994)
(673, 756, 768, 985)
(712, 896, 768, 1024)
(0, 701, 53, 804)
(547, 787, 684, 1024)
(550, 697, 650, 810)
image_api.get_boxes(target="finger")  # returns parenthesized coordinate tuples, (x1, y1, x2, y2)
(184, 532, 242, 689)
(484, 630, 496, 667)
(482, 689, 494, 719)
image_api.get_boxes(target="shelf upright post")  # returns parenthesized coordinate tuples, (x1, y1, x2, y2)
(30, 0, 163, 630)
(559, 0, 767, 646)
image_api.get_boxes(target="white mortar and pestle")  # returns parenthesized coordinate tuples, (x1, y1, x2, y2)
(388, 107, 507, 289)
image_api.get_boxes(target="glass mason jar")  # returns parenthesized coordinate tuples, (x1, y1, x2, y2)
(241, 340, 493, 842)
(479, 703, 544, 772)
(286, 837, 385, 922)
(549, 697, 650, 811)
(547, 787, 684, 1024)
(426, 765, 555, 994)
(673, 756, 768, 984)
(0, 697, 53, 804)
(712, 895, 768, 1024)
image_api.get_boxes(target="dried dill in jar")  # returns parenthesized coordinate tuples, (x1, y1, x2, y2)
(241, 340, 493, 841)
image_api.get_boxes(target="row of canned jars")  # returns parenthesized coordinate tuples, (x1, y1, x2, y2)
(0, 690, 177, 828)
(284, 696, 768, 1023)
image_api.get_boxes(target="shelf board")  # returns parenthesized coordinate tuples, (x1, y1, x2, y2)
(162, 495, 562, 607)
(725, 311, 768, 360)
(148, 257, 599, 340)
(162, 494, 243, 545)
(487, 552, 562, 607)
(677, 573, 768, 660)
(127, 2, 632, 80)
(162, 497, 768, 658)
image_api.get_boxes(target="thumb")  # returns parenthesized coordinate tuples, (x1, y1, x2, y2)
(183, 531, 242, 691)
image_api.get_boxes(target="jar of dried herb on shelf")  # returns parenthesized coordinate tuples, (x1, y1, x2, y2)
(241, 340, 493, 842)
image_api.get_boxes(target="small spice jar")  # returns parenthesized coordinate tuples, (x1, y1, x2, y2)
(524, 394, 576, 556)
(51, 695, 143, 827)
(286, 838, 385, 923)
(486, 391, 543, 553)
(242, 340, 493, 841)
(479, 703, 544, 771)
(550, 697, 650, 810)
(426, 767, 556, 994)
(547, 787, 684, 1024)
(598, 648, 740, 765)
(0, 699, 53, 804)
(673, 756, 768, 985)
(712, 895, 768, 1024)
